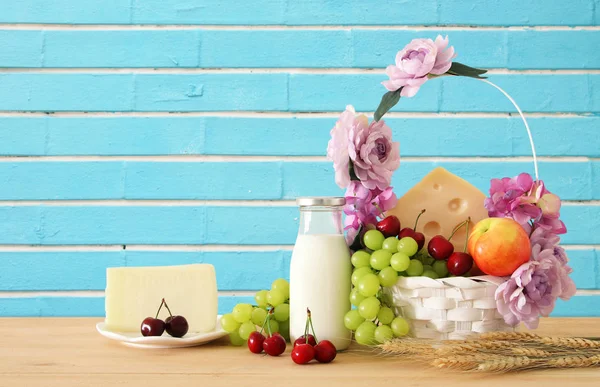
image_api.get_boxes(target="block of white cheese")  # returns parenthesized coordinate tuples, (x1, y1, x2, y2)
(105, 264, 218, 333)
(386, 167, 489, 252)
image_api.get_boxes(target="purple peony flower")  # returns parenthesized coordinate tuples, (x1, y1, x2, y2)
(382, 35, 455, 97)
(368, 187, 398, 218)
(496, 250, 576, 329)
(529, 227, 569, 266)
(327, 105, 369, 189)
(484, 173, 567, 235)
(349, 119, 400, 190)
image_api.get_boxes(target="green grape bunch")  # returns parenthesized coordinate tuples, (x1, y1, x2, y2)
(345, 229, 430, 345)
(221, 278, 291, 346)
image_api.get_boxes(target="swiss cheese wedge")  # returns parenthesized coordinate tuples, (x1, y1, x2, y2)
(386, 167, 489, 252)
(105, 264, 218, 333)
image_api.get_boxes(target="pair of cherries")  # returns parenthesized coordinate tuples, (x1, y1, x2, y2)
(427, 218, 476, 276)
(291, 334, 337, 365)
(290, 309, 337, 365)
(246, 308, 337, 365)
(140, 298, 189, 338)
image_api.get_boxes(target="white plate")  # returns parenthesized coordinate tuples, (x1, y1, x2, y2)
(96, 316, 228, 349)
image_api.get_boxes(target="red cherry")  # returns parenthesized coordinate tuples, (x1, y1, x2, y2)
(314, 340, 337, 363)
(165, 315, 188, 338)
(398, 228, 425, 252)
(263, 334, 286, 356)
(376, 216, 401, 238)
(447, 252, 474, 276)
(247, 331, 266, 354)
(140, 317, 165, 337)
(293, 334, 317, 347)
(291, 343, 315, 365)
(428, 235, 454, 260)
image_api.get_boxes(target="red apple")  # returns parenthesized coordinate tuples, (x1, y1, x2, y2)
(467, 218, 531, 276)
(376, 215, 401, 238)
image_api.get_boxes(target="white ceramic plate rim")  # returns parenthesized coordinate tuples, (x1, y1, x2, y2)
(96, 315, 227, 348)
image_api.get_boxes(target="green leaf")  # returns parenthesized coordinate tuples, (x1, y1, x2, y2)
(448, 62, 488, 79)
(374, 89, 402, 121)
(349, 160, 359, 181)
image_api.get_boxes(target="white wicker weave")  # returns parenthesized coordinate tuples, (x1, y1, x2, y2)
(385, 276, 514, 340)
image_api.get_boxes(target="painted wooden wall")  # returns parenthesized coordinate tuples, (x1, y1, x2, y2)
(0, 0, 598, 317)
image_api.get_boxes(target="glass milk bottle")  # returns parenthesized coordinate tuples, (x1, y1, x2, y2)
(290, 197, 352, 350)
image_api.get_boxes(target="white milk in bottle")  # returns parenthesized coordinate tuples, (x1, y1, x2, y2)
(290, 197, 352, 350)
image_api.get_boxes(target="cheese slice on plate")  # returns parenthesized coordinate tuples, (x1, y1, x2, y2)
(105, 264, 218, 333)
(386, 167, 489, 253)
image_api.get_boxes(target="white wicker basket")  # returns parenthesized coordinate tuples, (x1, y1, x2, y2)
(384, 276, 514, 340)
(384, 79, 540, 339)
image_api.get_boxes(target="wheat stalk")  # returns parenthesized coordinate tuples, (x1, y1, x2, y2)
(476, 356, 534, 373)
(431, 354, 500, 371)
(538, 337, 600, 350)
(545, 354, 600, 368)
(478, 331, 540, 341)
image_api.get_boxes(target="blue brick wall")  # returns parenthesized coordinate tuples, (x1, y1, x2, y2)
(0, 0, 598, 317)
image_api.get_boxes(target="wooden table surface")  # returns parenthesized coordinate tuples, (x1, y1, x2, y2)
(2, 318, 600, 386)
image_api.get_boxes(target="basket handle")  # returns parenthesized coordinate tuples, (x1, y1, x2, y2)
(477, 79, 539, 181)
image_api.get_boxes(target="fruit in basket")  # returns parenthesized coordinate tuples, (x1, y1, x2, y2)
(370, 249, 392, 270)
(378, 266, 399, 286)
(405, 259, 424, 276)
(432, 260, 449, 277)
(427, 235, 454, 260)
(344, 310, 365, 330)
(390, 252, 410, 272)
(398, 209, 427, 252)
(467, 218, 531, 276)
(364, 229, 385, 250)
(351, 250, 371, 268)
(447, 252, 474, 276)
(397, 237, 419, 256)
(381, 236, 399, 252)
(355, 320, 377, 345)
(376, 215, 401, 238)
(390, 316, 410, 337)
(374, 325, 394, 343)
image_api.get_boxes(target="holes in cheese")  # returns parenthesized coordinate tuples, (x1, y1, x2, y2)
(105, 264, 218, 333)
(386, 167, 489, 253)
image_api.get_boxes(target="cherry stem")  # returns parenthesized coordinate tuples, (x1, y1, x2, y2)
(307, 308, 318, 344)
(413, 209, 426, 230)
(448, 218, 470, 242)
(260, 309, 269, 335)
(463, 217, 471, 253)
(155, 299, 165, 319)
(266, 307, 274, 337)
(162, 298, 174, 318)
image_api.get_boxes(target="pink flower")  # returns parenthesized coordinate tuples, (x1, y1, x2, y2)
(484, 173, 566, 235)
(368, 187, 398, 218)
(327, 105, 369, 189)
(382, 35, 455, 97)
(529, 227, 569, 266)
(349, 119, 400, 190)
(495, 253, 575, 329)
(344, 182, 377, 225)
